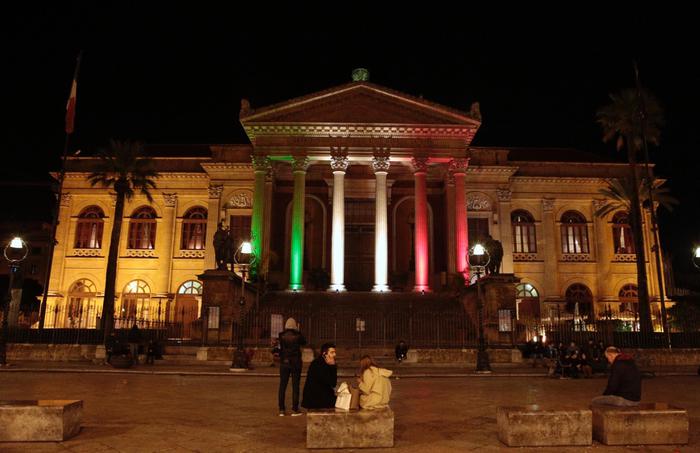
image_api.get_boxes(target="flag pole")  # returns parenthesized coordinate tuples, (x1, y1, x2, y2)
(38, 51, 83, 330)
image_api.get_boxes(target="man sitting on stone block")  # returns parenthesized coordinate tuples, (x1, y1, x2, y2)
(302, 343, 338, 410)
(591, 346, 641, 407)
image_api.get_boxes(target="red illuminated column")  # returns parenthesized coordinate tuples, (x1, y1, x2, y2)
(450, 158, 469, 280)
(412, 157, 430, 292)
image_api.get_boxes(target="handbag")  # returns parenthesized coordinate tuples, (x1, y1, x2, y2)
(335, 382, 352, 411)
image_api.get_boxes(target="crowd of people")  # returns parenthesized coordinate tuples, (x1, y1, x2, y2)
(524, 338, 609, 379)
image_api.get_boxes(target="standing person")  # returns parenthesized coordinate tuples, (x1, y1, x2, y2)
(395, 340, 409, 363)
(277, 318, 306, 417)
(302, 343, 338, 411)
(591, 346, 641, 407)
(128, 323, 141, 365)
(357, 355, 393, 409)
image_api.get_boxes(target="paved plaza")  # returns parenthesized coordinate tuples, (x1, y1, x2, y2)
(1, 370, 697, 452)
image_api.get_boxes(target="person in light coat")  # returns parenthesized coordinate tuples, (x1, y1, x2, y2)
(357, 355, 392, 409)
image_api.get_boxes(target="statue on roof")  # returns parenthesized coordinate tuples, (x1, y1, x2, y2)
(351, 68, 370, 82)
(470, 102, 482, 122)
(240, 98, 251, 117)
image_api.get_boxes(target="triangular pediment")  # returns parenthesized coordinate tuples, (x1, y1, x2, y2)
(240, 82, 480, 126)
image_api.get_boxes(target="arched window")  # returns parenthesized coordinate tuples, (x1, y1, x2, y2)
(181, 207, 207, 250)
(511, 210, 537, 253)
(74, 206, 104, 249)
(515, 283, 540, 319)
(612, 211, 635, 254)
(178, 280, 203, 295)
(560, 211, 589, 254)
(65, 279, 99, 328)
(565, 283, 593, 317)
(618, 283, 638, 314)
(119, 280, 151, 327)
(128, 206, 157, 249)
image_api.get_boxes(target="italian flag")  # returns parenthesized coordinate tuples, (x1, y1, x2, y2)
(65, 77, 77, 134)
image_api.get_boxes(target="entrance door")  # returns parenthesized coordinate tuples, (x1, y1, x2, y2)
(345, 224, 374, 291)
(170, 295, 199, 339)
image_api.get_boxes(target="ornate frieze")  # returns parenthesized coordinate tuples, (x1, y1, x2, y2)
(60, 193, 72, 207)
(513, 252, 540, 262)
(330, 146, 349, 172)
(560, 253, 593, 263)
(71, 249, 101, 257)
(448, 158, 469, 175)
(612, 254, 636, 263)
(162, 193, 177, 207)
(125, 249, 157, 258)
(244, 125, 475, 141)
(227, 190, 253, 208)
(179, 250, 205, 259)
(208, 184, 223, 199)
(497, 188, 512, 202)
(467, 192, 491, 211)
(542, 198, 555, 213)
(411, 157, 429, 174)
(291, 156, 310, 173)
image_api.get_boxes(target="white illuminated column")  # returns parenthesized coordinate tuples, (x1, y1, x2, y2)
(372, 153, 391, 292)
(329, 149, 349, 292)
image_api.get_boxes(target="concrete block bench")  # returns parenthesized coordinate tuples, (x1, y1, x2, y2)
(497, 405, 592, 447)
(306, 407, 394, 448)
(592, 403, 689, 445)
(0, 400, 83, 442)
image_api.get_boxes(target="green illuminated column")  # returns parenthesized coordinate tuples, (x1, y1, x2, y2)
(289, 156, 309, 291)
(250, 155, 269, 274)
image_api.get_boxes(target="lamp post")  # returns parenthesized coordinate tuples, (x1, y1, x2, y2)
(693, 246, 700, 270)
(1, 237, 29, 366)
(231, 240, 252, 371)
(467, 243, 491, 373)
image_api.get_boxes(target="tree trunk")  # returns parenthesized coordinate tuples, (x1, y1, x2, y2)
(102, 186, 126, 343)
(627, 147, 653, 334)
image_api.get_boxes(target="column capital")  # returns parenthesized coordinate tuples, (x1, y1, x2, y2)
(162, 192, 178, 207)
(291, 156, 310, 173)
(60, 192, 72, 207)
(448, 158, 469, 175)
(411, 157, 429, 174)
(208, 184, 224, 199)
(497, 188, 512, 202)
(542, 197, 556, 213)
(330, 146, 349, 172)
(252, 155, 271, 173)
(371, 155, 390, 173)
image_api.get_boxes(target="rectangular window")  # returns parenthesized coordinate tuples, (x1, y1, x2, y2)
(181, 221, 207, 250)
(561, 225, 588, 254)
(512, 224, 537, 253)
(498, 309, 513, 332)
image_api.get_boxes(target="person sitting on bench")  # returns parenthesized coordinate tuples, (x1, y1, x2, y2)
(591, 346, 641, 407)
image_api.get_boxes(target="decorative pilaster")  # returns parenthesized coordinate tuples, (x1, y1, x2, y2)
(204, 184, 224, 270)
(542, 198, 557, 298)
(445, 171, 456, 275)
(49, 192, 74, 294)
(592, 199, 609, 316)
(251, 155, 270, 273)
(289, 156, 309, 291)
(262, 165, 274, 276)
(497, 188, 514, 274)
(450, 159, 469, 279)
(372, 150, 391, 292)
(412, 157, 430, 292)
(159, 193, 177, 294)
(329, 147, 349, 292)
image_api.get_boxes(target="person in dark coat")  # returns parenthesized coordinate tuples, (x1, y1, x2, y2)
(128, 324, 142, 365)
(277, 318, 306, 416)
(302, 342, 337, 410)
(395, 340, 409, 363)
(591, 346, 641, 406)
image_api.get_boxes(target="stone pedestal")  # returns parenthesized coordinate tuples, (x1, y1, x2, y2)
(497, 405, 591, 447)
(307, 407, 394, 449)
(198, 269, 242, 345)
(592, 403, 689, 445)
(0, 400, 82, 441)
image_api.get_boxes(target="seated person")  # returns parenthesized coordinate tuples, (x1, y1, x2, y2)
(395, 340, 409, 363)
(302, 343, 338, 410)
(591, 346, 641, 407)
(357, 355, 392, 410)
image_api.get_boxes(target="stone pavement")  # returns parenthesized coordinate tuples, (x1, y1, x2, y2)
(0, 369, 697, 452)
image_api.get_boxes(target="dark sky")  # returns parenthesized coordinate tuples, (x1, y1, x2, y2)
(4, 5, 700, 282)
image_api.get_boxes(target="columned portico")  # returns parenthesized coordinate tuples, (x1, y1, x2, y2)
(412, 157, 430, 292)
(289, 156, 309, 291)
(450, 158, 469, 279)
(372, 151, 391, 292)
(329, 148, 348, 292)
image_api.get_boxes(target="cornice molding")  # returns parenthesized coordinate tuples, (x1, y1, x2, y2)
(512, 176, 606, 185)
(244, 124, 475, 141)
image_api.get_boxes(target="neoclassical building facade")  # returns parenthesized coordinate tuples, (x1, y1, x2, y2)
(44, 76, 667, 331)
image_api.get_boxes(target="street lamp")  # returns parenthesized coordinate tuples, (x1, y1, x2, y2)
(230, 240, 252, 371)
(693, 246, 700, 270)
(1, 237, 29, 366)
(467, 243, 491, 373)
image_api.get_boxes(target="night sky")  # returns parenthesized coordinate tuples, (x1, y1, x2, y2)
(5, 5, 699, 284)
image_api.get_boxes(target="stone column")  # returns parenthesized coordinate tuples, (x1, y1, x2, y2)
(262, 166, 274, 277)
(250, 155, 269, 273)
(450, 159, 469, 278)
(204, 184, 223, 270)
(541, 198, 558, 299)
(497, 188, 514, 274)
(159, 193, 177, 295)
(329, 148, 348, 292)
(372, 152, 391, 292)
(445, 172, 456, 275)
(412, 157, 430, 292)
(289, 156, 309, 291)
(592, 199, 610, 317)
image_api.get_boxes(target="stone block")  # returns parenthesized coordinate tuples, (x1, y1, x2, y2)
(592, 403, 689, 445)
(0, 400, 83, 442)
(307, 407, 394, 448)
(497, 405, 591, 447)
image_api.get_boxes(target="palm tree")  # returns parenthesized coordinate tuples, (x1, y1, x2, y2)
(596, 87, 664, 334)
(87, 140, 159, 342)
(594, 178, 678, 218)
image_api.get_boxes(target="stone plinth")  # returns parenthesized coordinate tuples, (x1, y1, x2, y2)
(0, 400, 83, 441)
(497, 405, 591, 447)
(592, 403, 689, 445)
(307, 407, 394, 449)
